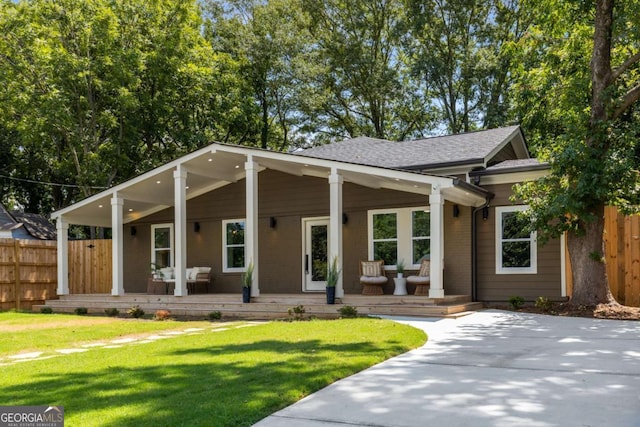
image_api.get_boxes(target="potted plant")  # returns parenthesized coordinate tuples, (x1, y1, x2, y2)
(326, 256, 340, 304)
(150, 263, 160, 280)
(396, 259, 405, 278)
(241, 260, 254, 303)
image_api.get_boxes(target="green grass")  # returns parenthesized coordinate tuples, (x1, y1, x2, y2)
(1, 313, 426, 427)
(0, 311, 214, 357)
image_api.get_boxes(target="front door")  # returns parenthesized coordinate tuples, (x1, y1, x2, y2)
(302, 217, 330, 292)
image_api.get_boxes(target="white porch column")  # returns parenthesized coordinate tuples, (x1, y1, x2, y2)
(56, 217, 69, 295)
(245, 157, 260, 296)
(329, 168, 344, 297)
(173, 166, 188, 296)
(111, 196, 125, 296)
(429, 188, 445, 298)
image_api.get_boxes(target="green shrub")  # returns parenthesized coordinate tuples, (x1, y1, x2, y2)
(104, 308, 119, 317)
(287, 305, 306, 321)
(208, 311, 222, 320)
(338, 305, 358, 318)
(535, 296, 553, 312)
(508, 296, 525, 310)
(153, 310, 172, 321)
(74, 307, 88, 315)
(40, 306, 53, 314)
(127, 305, 145, 319)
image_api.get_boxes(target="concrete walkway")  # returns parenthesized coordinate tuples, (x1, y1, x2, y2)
(254, 310, 640, 427)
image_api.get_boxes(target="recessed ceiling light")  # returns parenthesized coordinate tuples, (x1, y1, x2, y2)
(156, 180, 161, 184)
(128, 208, 133, 212)
(185, 186, 190, 190)
(98, 205, 103, 208)
(235, 165, 240, 169)
(207, 158, 213, 162)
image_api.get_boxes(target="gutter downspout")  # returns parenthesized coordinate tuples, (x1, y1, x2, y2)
(471, 197, 493, 302)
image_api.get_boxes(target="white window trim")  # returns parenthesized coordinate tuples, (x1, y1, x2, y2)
(222, 218, 246, 273)
(495, 205, 537, 274)
(151, 223, 174, 268)
(368, 207, 430, 269)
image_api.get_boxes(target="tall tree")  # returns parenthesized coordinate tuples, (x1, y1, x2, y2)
(514, 0, 640, 306)
(0, 0, 247, 212)
(204, 0, 312, 150)
(301, 0, 433, 143)
(405, 0, 532, 134)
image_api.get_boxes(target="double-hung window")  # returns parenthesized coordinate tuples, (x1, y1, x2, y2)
(495, 206, 537, 274)
(151, 224, 173, 269)
(223, 219, 246, 272)
(368, 207, 430, 269)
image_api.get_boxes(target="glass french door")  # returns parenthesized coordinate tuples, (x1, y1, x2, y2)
(302, 218, 330, 292)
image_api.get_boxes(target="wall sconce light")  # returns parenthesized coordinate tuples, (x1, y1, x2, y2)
(194, 222, 200, 233)
(130, 226, 137, 236)
(269, 216, 277, 228)
(482, 206, 489, 221)
(453, 205, 460, 218)
(342, 213, 348, 225)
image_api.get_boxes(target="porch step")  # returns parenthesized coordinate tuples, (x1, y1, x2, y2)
(33, 294, 482, 320)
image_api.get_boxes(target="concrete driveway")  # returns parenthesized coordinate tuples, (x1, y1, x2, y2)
(254, 310, 640, 427)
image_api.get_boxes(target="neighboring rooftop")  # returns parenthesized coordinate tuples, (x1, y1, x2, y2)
(0, 202, 56, 240)
(298, 125, 528, 171)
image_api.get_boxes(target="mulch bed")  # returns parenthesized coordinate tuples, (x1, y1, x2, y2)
(491, 302, 640, 321)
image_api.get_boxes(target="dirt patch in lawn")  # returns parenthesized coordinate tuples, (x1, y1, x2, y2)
(2, 317, 120, 332)
(491, 302, 640, 321)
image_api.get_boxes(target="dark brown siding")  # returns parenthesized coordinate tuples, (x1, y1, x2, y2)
(123, 169, 474, 295)
(476, 183, 562, 301)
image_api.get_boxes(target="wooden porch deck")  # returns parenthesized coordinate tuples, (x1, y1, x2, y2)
(34, 293, 483, 319)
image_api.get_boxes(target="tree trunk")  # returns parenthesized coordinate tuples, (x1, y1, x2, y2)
(567, 204, 614, 305)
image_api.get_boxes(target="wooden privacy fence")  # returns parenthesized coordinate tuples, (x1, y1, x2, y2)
(0, 239, 112, 310)
(603, 207, 640, 307)
(0, 238, 57, 310)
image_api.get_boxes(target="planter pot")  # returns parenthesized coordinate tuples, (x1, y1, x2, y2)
(326, 286, 336, 304)
(242, 287, 251, 303)
(397, 273, 404, 279)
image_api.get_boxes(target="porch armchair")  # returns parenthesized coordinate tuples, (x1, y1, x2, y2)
(359, 260, 387, 295)
(407, 259, 430, 296)
(148, 267, 213, 294)
(186, 267, 213, 294)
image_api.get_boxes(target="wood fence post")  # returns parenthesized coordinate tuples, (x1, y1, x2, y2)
(14, 239, 21, 310)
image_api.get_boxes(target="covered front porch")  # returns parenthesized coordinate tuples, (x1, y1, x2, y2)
(51, 143, 490, 301)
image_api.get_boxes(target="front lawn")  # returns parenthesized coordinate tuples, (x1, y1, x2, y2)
(1, 313, 426, 426)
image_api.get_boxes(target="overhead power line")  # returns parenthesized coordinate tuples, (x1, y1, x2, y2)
(0, 174, 109, 190)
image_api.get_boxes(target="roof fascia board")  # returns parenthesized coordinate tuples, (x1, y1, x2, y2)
(476, 169, 549, 185)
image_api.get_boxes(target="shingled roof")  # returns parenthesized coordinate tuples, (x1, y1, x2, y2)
(298, 125, 528, 171)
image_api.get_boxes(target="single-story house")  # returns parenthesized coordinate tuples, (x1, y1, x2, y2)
(51, 125, 566, 302)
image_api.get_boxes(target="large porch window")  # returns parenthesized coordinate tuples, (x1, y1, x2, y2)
(495, 205, 537, 274)
(368, 207, 430, 269)
(223, 219, 246, 272)
(151, 224, 173, 268)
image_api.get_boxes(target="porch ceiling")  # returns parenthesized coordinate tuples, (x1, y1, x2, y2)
(52, 143, 489, 227)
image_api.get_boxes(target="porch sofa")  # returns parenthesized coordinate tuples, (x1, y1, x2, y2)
(148, 267, 213, 294)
